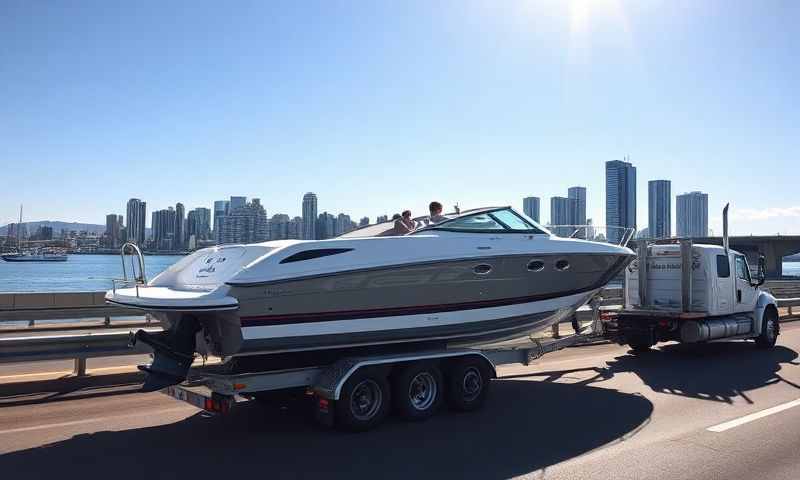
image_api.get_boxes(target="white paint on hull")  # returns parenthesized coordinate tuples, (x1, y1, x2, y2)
(241, 290, 595, 340)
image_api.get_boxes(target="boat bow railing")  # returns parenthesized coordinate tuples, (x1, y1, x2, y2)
(553, 225, 636, 247)
(111, 242, 148, 297)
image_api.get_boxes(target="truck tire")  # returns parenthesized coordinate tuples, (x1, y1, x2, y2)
(445, 357, 490, 412)
(335, 370, 391, 432)
(392, 362, 443, 421)
(755, 308, 779, 349)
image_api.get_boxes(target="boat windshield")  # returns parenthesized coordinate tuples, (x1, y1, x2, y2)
(338, 207, 549, 239)
(417, 207, 548, 234)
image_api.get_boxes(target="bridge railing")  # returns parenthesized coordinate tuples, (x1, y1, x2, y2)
(0, 291, 159, 375)
(1, 284, 798, 378)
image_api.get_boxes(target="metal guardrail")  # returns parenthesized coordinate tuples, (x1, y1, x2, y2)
(0, 291, 156, 375)
(0, 282, 797, 378)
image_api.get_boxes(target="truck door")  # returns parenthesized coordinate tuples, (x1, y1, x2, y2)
(715, 254, 734, 315)
(734, 254, 757, 313)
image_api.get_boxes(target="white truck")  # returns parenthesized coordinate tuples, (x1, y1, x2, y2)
(614, 207, 780, 351)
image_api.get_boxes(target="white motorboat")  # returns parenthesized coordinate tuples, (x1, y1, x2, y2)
(106, 206, 635, 390)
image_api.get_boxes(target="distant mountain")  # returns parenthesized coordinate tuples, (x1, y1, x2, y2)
(0, 221, 106, 236)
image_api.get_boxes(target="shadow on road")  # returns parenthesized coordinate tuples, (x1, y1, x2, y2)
(523, 343, 799, 404)
(0, 380, 652, 480)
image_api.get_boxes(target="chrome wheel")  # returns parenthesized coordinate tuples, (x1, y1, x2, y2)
(349, 379, 383, 421)
(461, 367, 483, 402)
(408, 372, 438, 411)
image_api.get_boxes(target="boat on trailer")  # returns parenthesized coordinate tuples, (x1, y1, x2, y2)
(106, 206, 635, 391)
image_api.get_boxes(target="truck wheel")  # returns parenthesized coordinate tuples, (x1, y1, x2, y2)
(335, 370, 390, 432)
(445, 358, 490, 412)
(392, 362, 443, 421)
(755, 308, 779, 349)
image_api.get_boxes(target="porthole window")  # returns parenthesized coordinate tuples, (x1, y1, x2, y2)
(527, 260, 545, 272)
(555, 259, 570, 271)
(473, 264, 492, 275)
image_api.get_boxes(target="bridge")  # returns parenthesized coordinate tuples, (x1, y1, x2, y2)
(690, 235, 800, 278)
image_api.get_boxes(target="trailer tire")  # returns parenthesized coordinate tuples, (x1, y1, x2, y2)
(445, 358, 490, 412)
(755, 307, 779, 349)
(392, 362, 443, 421)
(335, 370, 390, 432)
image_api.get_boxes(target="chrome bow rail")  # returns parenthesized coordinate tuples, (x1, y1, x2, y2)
(111, 242, 148, 297)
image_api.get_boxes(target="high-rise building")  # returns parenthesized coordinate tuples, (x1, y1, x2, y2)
(220, 198, 268, 244)
(605, 159, 637, 244)
(550, 196, 577, 237)
(567, 187, 587, 226)
(187, 207, 211, 243)
(175, 203, 185, 250)
(288, 217, 304, 239)
(523, 197, 541, 223)
(359, 217, 370, 227)
(316, 212, 336, 240)
(125, 198, 147, 246)
(376, 215, 388, 224)
(677, 191, 708, 238)
(269, 214, 290, 240)
(302, 193, 318, 240)
(151, 207, 177, 251)
(229, 196, 247, 211)
(213, 200, 230, 244)
(648, 180, 671, 239)
(105, 214, 123, 248)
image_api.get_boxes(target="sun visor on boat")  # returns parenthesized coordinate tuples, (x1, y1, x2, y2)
(106, 287, 239, 312)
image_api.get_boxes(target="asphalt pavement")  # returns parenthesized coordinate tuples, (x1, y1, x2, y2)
(1, 322, 799, 479)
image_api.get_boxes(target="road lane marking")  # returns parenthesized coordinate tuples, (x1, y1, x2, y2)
(707, 398, 800, 433)
(0, 406, 195, 435)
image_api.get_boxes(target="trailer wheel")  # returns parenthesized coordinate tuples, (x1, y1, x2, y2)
(755, 308, 779, 349)
(445, 358, 490, 412)
(335, 370, 390, 432)
(392, 362, 443, 421)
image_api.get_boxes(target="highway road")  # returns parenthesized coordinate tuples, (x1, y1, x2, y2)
(1, 322, 799, 479)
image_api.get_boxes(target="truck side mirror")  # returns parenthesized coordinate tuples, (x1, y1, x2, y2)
(755, 256, 766, 287)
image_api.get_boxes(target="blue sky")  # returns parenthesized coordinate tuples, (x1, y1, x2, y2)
(1, 0, 798, 235)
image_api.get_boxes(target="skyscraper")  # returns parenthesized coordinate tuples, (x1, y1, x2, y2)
(105, 214, 123, 248)
(359, 217, 370, 227)
(523, 197, 541, 223)
(125, 198, 147, 246)
(302, 193, 318, 240)
(550, 196, 577, 237)
(151, 207, 177, 251)
(677, 191, 708, 238)
(229, 196, 247, 211)
(175, 203, 185, 250)
(605, 159, 637, 244)
(648, 180, 671, 239)
(187, 207, 211, 242)
(213, 200, 230, 244)
(316, 212, 335, 239)
(220, 198, 268, 244)
(567, 187, 587, 226)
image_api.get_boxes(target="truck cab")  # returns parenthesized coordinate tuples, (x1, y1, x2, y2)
(620, 240, 779, 351)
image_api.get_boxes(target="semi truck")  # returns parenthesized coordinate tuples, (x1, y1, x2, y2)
(614, 205, 780, 352)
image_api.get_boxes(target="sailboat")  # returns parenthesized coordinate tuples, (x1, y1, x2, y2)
(1, 205, 68, 262)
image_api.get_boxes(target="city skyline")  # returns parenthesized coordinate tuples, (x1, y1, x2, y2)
(1, 2, 798, 236)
